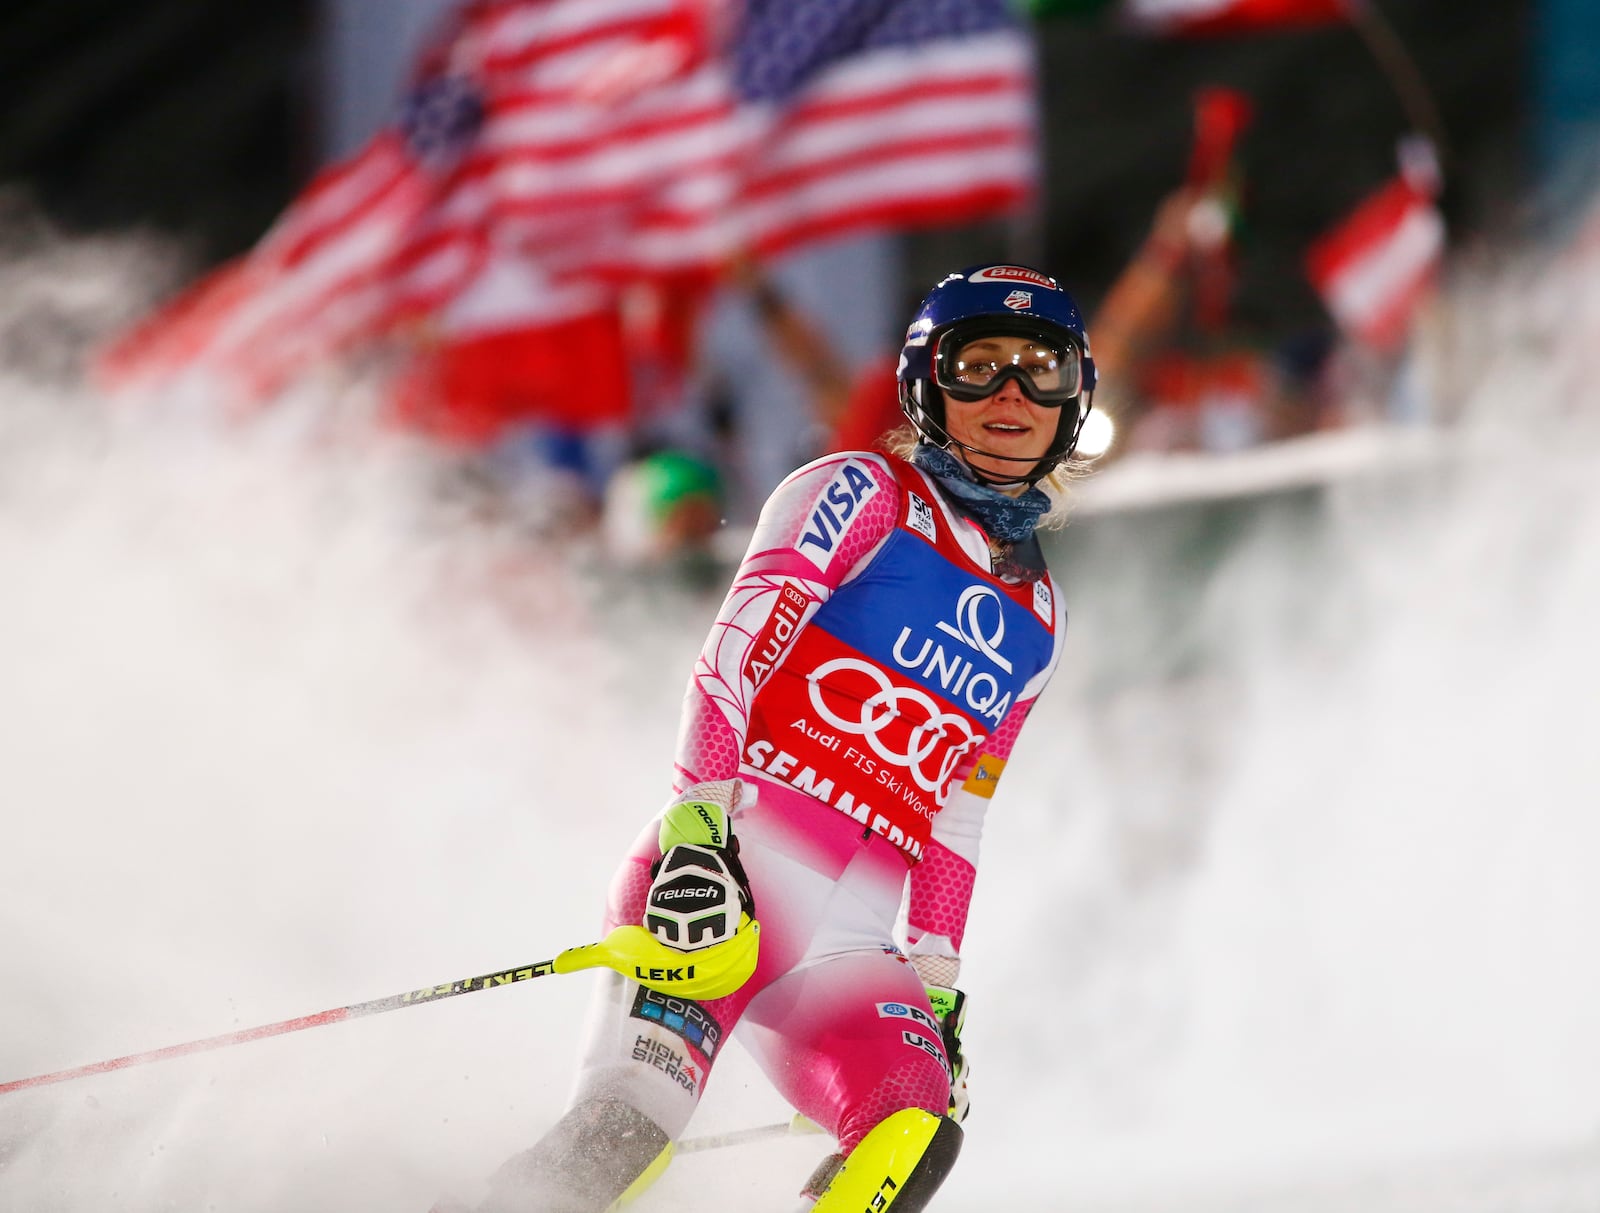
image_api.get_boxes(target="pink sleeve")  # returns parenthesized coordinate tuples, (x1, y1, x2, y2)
(672, 454, 902, 791)
(905, 840, 978, 952)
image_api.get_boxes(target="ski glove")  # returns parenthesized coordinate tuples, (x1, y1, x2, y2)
(657, 790, 734, 852)
(925, 985, 971, 1123)
(645, 841, 755, 951)
(645, 783, 755, 954)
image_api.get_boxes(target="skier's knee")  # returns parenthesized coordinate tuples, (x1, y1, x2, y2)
(802, 1107, 962, 1212)
(476, 1097, 672, 1213)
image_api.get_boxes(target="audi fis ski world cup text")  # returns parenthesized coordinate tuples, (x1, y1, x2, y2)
(744, 739, 928, 860)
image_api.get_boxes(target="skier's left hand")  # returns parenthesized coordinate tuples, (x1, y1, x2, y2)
(924, 984, 971, 1123)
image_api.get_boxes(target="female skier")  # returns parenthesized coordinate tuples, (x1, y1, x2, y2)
(475, 263, 1096, 1211)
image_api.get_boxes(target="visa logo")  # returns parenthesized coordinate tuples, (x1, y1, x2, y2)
(797, 461, 878, 570)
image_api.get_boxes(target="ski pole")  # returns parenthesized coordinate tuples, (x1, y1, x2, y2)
(0, 956, 562, 1097)
(676, 1114, 824, 1155)
(1, 918, 761, 1097)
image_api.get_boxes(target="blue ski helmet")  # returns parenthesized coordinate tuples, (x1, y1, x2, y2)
(897, 264, 1097, 484)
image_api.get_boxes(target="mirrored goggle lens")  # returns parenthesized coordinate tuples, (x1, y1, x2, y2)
(939, 335, 1081, 399)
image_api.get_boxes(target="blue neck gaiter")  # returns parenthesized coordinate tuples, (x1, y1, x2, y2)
(909, 444, 1052, 543)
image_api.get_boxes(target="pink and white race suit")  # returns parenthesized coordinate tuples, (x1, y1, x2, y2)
(568, 451, 1067, 1153)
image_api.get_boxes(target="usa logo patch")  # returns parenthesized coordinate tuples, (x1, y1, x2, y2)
(1003, 290, 1032, 311)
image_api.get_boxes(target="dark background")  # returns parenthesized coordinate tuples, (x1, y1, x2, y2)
(0, 3, 315, 260)
(0, 0, 1532, 338)
(1031, 0, 1529, 326)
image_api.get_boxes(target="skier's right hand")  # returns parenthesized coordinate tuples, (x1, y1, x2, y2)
(925, 985, 971, 1123)
(657, 781, 740, 852)
(642, 842, 751, 953)
(645, 782, 755, 955)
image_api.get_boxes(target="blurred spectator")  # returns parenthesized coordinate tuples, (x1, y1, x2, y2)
(1089, 188, 1200, 380)
(392, 257, 724, 538)
(1263, 327, 1341, 438)
(730, 253, 903, 458)
(600, 446, 728, 588)
(1125, 348, 1269, 454)
(388, 259, 632, 532)
(620, 270, 721, 454)
(1093, 180, 1408, 460)
(697, 234, 902, 517)
(729, 186, 1256, 466)
(826, 353, 907, 455)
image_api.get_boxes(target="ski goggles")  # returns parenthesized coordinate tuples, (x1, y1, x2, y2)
(933, 323, 1085, 406)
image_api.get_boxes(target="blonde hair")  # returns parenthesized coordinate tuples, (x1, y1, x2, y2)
(877, 423, 1088, 530)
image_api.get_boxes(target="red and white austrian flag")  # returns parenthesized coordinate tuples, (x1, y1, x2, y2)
(1305, 174, 1444, 352)
(1119, 0, 1349, 36)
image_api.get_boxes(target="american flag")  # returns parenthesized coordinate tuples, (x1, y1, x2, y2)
(100, 0, 1038, 400)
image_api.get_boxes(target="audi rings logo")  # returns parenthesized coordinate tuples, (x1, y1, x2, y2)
(935, 585, 1013, 674)
(807, 658, 982, 794)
